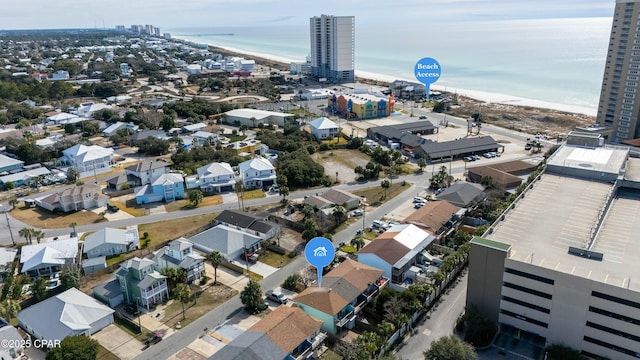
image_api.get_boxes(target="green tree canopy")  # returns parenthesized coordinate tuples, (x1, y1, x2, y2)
(240, 279, 264, 313)
(46, 335, 99, 360)
(424, 335, 477, 360)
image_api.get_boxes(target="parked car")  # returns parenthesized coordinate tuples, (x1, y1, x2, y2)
(266, 290, 288, 304)
(145, 333, 163, 345)
(350, 209, 364, 217)
(241, 252, 259, 263)
(371, 220, 387, 229)
(413, 196, 427, 203)
(124, 304, 140, 316)
(414, 202, 425, 209)
(107, 204, 119, 213)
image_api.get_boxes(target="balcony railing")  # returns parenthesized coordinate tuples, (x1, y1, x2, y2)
(293, 331, 328, 360)
(336, 310, 355, 327)
(141, 284, 167, 299)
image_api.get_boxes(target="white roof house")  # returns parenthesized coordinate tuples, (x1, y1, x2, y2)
(309, 117, 339, 140)
(20, 238, 79, 277)
(0, 247, 18, 272)
(189, 224, 262, 261)
(187, 162, 236, 193)
(224, 108, 294, 128)
(238, 157, 276, 190)
(83, 228, 138, 259)
(17, 287, 114, 342)
(59, 144, 114, 174)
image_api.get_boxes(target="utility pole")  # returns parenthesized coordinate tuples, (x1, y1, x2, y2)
(1, 205, 15, 245)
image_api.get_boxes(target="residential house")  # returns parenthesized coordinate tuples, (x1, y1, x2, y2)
(436, 181, 486, 208)
(76, 102, 112, 117)
(309, 117, 339, 140)
(20, 237, 78, 278)
(189, 225, 262, 262)
(0, 167, 50, 187)
(214, 209, 278, 240)
(152, 238, 205, 283)
(92, 278, 124, 308)
(222, 139, 262, 156)
(0, 154, 24, 173)
(224, 108, 294, 128)
(35, 183, 109, 212)
(102, 121, 138, 137)
(403, 200, 465, 241)
(238, 157, 276, 190)
(58, 144, 114, 174)
(83, 228, 138, 259)
(303, 188, 361, 210)
(130, 129, 169, 142)
(17, 288, 114, 343)
(295, 259, 388, 335)
(357, 224, 435, 288)
(185, 162, 235, 194)
(50, 70, 70, 80)
(82, 256, 107, 275)
(134, 173, 185, 204)
(44, 112, 82, 125)
(0, 248, 18, 274)
(115, 257, 168, 308)
(211, 306, 326, 360)
(125, 159, 170, 186)
(0, 322, 26, 359)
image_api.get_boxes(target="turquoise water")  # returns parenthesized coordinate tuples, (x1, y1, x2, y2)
(167, 17, 611, 111)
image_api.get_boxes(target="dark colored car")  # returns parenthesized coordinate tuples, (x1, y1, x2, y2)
(241, 252, 258, 263)
(145, 334, 163, 345)
(124, 304, 140, 316)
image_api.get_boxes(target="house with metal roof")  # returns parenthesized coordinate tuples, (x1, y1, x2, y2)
(0, 323, 26, 359)
(83, 227, 138, 259)
(415, 136, 502, 161)
(189, 224, 263, 262)
(17, 287, 114, 342)
(309, 117, 338, 140)
(0, 154, 24, 173)
(58, 144, 114, 174)
(210, 306, 326, 360)
(152, 238, 205, 283)
(357, 224, 435, 287)
(238, 157, 276, 190)
(295, 259, 388, 335)
(134, 172, 185, 204)
(185, 162, 235, 194)
(115, 257, 168, 308)
(20, 237, 78, 278)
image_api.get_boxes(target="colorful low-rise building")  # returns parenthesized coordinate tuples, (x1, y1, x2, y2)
(329, 93, 395, 120)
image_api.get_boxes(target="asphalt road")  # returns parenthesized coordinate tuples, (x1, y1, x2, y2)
(395, 272, 469, 359)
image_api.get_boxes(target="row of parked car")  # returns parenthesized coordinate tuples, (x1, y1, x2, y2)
(464, 151, 501, 162)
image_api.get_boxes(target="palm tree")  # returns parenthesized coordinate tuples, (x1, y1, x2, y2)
(350, 236, 365, 251)
(0, 299, 20, 323)
(8, 199, 18, 210)
(171, 283, 192, 320)
(32, 229, 45, 244)
(18, 227, 33, 244)
(69, 222, 77, 235)
(380, 179, 391, 199)
(207, 251, 223, 285)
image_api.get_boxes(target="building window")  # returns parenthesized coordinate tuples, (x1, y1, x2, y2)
(503, 282, 552, 299)
(583, 336, 639, 357)
(591, 291, 640, 309)
(500, 309, 548, 328)
(504, 267, 554, 285)
(501, 296, 550, 314)
(589, 306, 640, 326)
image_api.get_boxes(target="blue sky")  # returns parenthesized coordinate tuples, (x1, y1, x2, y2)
(0, 0, 614, 30)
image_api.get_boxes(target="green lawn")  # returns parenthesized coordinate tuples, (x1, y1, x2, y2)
(258, 250, 297, 268)
(162, 284, 238, 328)
(352, 182, 411, 206)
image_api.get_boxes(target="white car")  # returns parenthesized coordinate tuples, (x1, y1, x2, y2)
(350, 209, 364, 217)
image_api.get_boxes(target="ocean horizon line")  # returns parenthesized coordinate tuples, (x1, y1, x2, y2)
(172, 33, 598, 117)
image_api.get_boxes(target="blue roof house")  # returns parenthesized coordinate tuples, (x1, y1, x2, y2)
(134, 173, 185, 205)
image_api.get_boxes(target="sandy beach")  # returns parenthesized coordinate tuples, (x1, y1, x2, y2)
(175, 35, 597, 118)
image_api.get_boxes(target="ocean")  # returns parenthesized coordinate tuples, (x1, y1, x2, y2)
(167, 17, 612, 115)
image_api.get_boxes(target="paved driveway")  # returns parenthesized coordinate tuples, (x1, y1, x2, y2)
(92, 324, 142, 360)
(233, 259, 278, 277)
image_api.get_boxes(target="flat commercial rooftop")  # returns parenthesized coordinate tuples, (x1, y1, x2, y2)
(546, 144, 628, 176)
(485, 173, 640, 291)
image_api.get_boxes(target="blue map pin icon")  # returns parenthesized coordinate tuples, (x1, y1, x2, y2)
(414, 57, 441, 100)
(304, 237, 335, 287)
